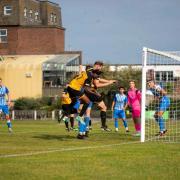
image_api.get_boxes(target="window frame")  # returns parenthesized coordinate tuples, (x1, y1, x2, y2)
(24, 7, 27, 17)
(54, 14, 57, 23)
(155, 71, 174, 82)
(35, 11, 39, 20)
(29, 9, 33, 18)
(0, 29, 8, 43)
(4, 6, 12, 15)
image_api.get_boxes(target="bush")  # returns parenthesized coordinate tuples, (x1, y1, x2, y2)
(13, 97, 61, 110)
(14, 98, 40, 110)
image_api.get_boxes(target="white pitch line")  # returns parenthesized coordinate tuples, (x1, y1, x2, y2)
(0, 141, 139, 158)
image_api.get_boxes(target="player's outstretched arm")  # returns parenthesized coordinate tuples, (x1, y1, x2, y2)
(99, 78, 116, 83)
(79, 65, 84, 74)
(93, 79, 116, 88)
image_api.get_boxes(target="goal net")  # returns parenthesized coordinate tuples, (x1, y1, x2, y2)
(141, 47, 180, 142)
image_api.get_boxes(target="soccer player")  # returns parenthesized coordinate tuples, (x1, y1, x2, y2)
(147, 79, 170, 136)
(0, 78, 12, 133)
(111, 86, 129, 132)
(67, 62, 116, 139)
(67, 66, 95, 139)
(61, 88, 79, 131)
(84, 61, 117, 132)
(84, 65, 93, 131)
(127, 80, 141, 136)
(67, 67, 91, 121)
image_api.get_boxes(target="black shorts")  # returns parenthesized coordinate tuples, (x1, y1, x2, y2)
(67, 86, 84, 99)
(62, 104, 71, 116)
(66, 86, 85, 114)
(84, 86, 103, 103)
(62, 104, 77, 115)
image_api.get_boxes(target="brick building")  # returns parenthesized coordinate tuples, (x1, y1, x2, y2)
(0, 0, 65, 55)
(0, 0, 82, 99)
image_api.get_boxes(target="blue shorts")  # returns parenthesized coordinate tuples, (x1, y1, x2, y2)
(157, 96, 170, 112)
(73, 100, 81, 110)
(113, 109, 126, 119)
(88, 101, 93, 109)
(0, 105, 9, 115)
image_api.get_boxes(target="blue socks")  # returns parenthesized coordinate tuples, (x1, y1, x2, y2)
(114, 119, 118, 128)
(79, 121, 84, 134)
(114, 119, 128, 129)
(84, 116, 90, 131)
(123, 120, 128, 128)
(158, 117, 165, 132)
(155, 116, 165, 132)
(7, 120, 12, 128)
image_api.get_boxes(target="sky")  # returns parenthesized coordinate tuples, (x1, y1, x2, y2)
(54, 0, 180, 64)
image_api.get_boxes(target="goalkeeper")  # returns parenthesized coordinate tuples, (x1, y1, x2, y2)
(147, 79, 170, 136)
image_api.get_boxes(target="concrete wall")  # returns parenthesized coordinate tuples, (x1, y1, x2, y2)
(0, 63, 43, 99)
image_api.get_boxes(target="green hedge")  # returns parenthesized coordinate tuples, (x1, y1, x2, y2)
(14, 97, 62, 110)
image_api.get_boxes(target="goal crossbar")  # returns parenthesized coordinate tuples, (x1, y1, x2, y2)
(143, 47, 180, 62)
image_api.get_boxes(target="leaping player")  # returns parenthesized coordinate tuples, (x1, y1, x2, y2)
(147, 79, 170, 136)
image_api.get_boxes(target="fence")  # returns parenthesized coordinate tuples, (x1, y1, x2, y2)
(0, 109, 179, 121)
(0, 110, 58, 120)
(0, 110, 113, 120)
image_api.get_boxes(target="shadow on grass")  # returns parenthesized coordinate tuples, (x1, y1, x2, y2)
(87, 131, 139, 142)
(33, 134, 75, 141)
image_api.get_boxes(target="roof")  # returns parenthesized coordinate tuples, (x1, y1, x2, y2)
(45, 54, 80, 64)
(0, 54, 80, 69)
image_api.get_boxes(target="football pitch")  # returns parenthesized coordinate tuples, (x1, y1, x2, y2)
(0, 119, 179, 180)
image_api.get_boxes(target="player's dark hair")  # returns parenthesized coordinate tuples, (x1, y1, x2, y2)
(86, 64, 93, 71)
(0, 77, 2, 81)
(147, 79, 154, 83)
(94, 61, 103, 66)
(129, 80, 136, 83)
(119, 86, 125, 90)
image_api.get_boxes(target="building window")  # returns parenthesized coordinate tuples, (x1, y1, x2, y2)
(161, 72, 167, 81)
(168, 71, 173, 81)
(4, 6, 12, 15)
(50, 13, 54, 22)
(0, 29, 7, 43)
(54, 14, 57, 23)
(155, 71, 160, 81)
(35, 11, 39, 20)
(155, 71, 174, 82)
(24, 7, 27, 17)
(29, 9, 33, 18)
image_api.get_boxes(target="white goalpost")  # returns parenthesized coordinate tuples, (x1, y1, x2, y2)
(141, 47, 180, 142)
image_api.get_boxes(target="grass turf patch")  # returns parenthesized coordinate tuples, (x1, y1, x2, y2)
(0, 120, 179, 180)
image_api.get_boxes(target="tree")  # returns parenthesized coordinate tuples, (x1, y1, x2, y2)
(99, 64, 142, 94)
(98, 64, 142, 109)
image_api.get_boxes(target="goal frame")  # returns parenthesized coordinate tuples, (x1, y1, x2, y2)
(141, 47, 180, 142)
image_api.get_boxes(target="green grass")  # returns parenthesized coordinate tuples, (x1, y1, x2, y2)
(0, 119, 180, 180)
